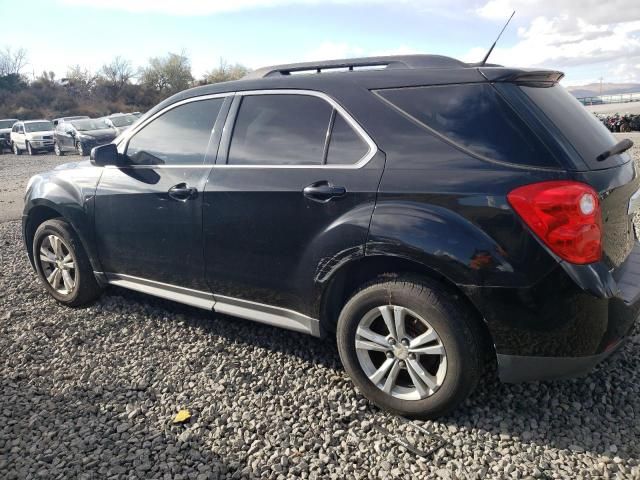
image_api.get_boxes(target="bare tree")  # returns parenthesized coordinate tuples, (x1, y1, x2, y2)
(100, 56, 134, 87)
(65, 65, 98, 97)
(202, 59, 250, 84)
(139, 51, 194, 95)
(0, 47, 28, 76)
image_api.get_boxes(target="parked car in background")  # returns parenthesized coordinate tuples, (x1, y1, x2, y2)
(131, 111, 142, 118)
(0, 118, 18, 153)
(52, 116, 89, 127)
(11, 120, 55, 155)
(22, 55, 640, 418)
(103, 113, 138, 135)
(54, 118, 118, 156)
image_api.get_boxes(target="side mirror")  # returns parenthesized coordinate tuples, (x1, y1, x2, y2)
(90, 143, 121, 167)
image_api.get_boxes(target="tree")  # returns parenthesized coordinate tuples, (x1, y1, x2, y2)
(100, 56, 134, 88)
(201, 59, 250, 84)
(0, 46, 28, 76)
(139, 51, 193, 95)
(65, 65, 97, 97)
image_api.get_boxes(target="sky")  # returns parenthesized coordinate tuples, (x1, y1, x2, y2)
(1, 0, 639, 86)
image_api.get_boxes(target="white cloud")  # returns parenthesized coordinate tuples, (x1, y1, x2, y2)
(304, 42, 366, 61)
(469, 0, 640, 84)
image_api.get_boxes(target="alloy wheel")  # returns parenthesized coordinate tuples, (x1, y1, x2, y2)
(54, 142, 60, 155)
(39, 234, 76, 295)
(355, 305, 447, 400)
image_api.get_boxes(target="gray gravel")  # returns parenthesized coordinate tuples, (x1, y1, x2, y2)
(0, 151, 79, 222)
(1, 147, 640, 479)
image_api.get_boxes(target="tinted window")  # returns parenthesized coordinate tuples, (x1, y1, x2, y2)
(126, 98, 223, 165)
(228, 94, 332, 165)
(326, 114, 370, 165)
(378, 84, 555, 167)
(519, 84, 623, 170)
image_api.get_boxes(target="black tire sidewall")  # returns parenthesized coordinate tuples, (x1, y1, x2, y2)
(337, 278, 480, 419)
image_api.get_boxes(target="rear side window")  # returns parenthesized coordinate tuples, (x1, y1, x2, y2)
(519, 84, 623, 170)
(228, 94, 332, 166)
(326, 114, 370, 165)
(126, 98, 223, 166)
(377, 84, 556, 168)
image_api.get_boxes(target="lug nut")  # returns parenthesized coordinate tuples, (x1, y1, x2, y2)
(408, 353, 416, 360)
(399, 360, 405, 368)
(401, 338, 410, 347)
(386, 351, 394, 359)
(388, 338, 396, 346)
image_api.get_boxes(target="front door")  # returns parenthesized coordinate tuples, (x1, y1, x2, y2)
(203, 91, 384, 318)
(94, 95, 230, 291)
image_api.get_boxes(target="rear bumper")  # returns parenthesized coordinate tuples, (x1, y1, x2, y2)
(463, 241, 640, 382)
(497, 338, 625, 383)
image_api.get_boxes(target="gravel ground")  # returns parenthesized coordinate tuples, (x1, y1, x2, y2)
(0, 151, 80, 222)
(1, 147, 640, 479)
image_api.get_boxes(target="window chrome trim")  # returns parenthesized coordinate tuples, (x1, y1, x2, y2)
(114, 92, 235, 167)
(103, 272, 320, 336)
(217, 89, 378, 169)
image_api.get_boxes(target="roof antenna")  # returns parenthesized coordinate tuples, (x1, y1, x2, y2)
(480, 10, 515, 66)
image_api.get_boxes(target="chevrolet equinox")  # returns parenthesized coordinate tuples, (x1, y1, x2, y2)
(23, 55, 640, 418)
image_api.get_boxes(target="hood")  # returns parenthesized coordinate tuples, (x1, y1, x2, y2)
(53, 159, 94, 171)
(26, 130, 54, 138)
(77, 128, 117, 139)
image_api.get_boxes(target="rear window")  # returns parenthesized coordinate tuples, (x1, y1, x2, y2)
(519, 84, 624, 170)
(376, 83, 557, 168)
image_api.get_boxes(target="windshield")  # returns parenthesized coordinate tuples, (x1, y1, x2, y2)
(0, 120, 17, 129)
(24, 121, 54, 133)
(110, 115, 137, 127)
(71, 119, 111, 131)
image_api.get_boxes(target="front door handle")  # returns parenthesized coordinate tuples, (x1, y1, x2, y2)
(303, 181, 347, 202)
(168, 183, 197, 201)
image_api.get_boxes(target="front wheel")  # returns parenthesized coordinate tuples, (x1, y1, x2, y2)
(336, 276, 484, 419)
(54, 141, 64, 156)
(13, 142, 21, 155)
(76, 142, 87, 156)
(26, 141, 34, 155)
(33, 218, 103, 307)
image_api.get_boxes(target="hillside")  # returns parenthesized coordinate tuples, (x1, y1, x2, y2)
(567, 82, 640, 98)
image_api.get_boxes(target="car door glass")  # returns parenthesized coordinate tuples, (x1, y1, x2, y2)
(326, 113, 370, 165)
(126, 98, 223, 166)
(228, 94, 333, 165)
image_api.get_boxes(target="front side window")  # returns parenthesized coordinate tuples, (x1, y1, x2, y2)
(126, 98, 223, 166)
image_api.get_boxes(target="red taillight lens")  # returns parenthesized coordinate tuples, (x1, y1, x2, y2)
(507, 181, 602, 264)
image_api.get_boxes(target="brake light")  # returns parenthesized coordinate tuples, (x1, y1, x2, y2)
(507, 181, 602, 264)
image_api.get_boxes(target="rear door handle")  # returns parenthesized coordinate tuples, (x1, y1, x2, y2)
(168, 183, 197, 201)
(303, 181, 347, 202)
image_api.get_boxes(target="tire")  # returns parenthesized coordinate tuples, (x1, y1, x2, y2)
(26, 141, 34, 155)
(76, 142, 87, 156)
(336, 275, 483, 419)
(54, 141, 64, 156)
(33, 218, 103, 307)
(13, 142, 21, 155)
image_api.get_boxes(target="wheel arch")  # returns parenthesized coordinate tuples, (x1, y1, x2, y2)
(23, 204, 63, 269)
(319, 254, 495, 357)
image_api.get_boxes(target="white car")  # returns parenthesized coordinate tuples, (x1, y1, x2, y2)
(10, 120, 55, 155)
(0, 118, 18, 153)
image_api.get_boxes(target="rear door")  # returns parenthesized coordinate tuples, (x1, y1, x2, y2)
(94, 94, 231, 291)
(203, 90, 385, 318)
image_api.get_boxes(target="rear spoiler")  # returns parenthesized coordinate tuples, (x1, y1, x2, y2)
(478, 68, 565, 86)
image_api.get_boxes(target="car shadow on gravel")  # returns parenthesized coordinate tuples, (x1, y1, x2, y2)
(0, 375, 236, 478)
(102, 286, 639, 463)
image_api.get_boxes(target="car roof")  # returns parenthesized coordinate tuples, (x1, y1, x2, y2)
(23, 119, 52, 124)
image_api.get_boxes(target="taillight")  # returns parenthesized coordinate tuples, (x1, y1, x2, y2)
(507, 181, 602, 264)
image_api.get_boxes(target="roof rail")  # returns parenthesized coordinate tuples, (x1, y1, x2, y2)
(243, 54, 467, 80)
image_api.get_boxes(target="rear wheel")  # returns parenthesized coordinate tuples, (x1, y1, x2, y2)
(336, 275, 483, 419)
(54, 141, 64, 156)
(33, 219, 103, 307)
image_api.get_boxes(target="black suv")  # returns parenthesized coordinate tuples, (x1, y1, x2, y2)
(23, 55, 640, 418)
